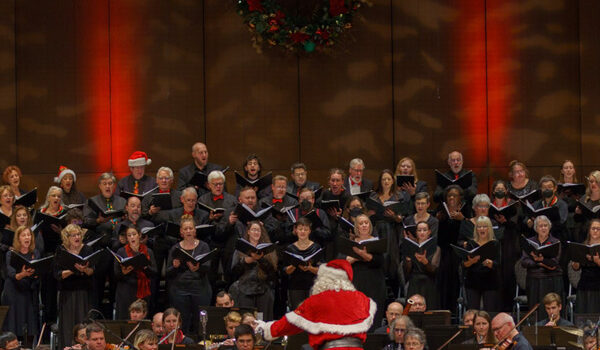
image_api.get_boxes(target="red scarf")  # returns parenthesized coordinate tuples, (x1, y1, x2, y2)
(125, 243, 151, 299)
(159, 330, 185, 344)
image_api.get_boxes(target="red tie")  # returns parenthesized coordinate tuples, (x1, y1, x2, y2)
(454, 174, 459, 180)
(272, 198, 283, 204)
(213, 194, 224, 201)
(133, 180, 139, 194)
(351, 180, 361, 186)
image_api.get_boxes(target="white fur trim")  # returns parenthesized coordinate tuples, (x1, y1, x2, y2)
(54, 169, 76, 184)
(261, 320, 276, 341)
(128, 158, 151, 167)
(286, 298, 377, 335)
(318, 264, 351, 281)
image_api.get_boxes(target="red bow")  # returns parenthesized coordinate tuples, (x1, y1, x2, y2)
(184, 210, 194, 216)
(351, 180, 362, 186)
(159, 189, 170, 193)
(213, 194, 224, 201)
(454, 174, 459, 180)
(272, 198, 283, 204)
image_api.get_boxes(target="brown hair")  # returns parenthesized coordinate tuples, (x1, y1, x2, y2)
(13, 225, 35, 253)
(395, 157, 419, 182)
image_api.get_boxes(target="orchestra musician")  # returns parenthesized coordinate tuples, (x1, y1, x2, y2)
(535, 292, 574, 326)
(382, 315, 415, 350)
(133, 329, 158, 350)
(159, 308, 194, 345)
(463, 310, 496, 345)
(83, 323, 107, 350)
(403, 328, 427, 350)
(374, 301, 404, 334)
(491, 313, 533, 350)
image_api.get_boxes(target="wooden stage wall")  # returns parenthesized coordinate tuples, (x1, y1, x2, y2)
(0, 0, 599, 199)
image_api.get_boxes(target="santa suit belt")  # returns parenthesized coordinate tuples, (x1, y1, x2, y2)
(321, 337, 363, 349)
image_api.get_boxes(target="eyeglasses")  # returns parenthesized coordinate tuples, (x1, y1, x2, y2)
(591, 227, 600, 232)
(492, 322, 508, 332)
(405, 341, 423, 347)
(157, 177, 171, 181)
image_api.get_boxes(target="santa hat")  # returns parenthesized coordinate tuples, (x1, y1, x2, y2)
(318, 259, 353, 282)
(54, 165, 76, 184)
(128, 151, 152, 167)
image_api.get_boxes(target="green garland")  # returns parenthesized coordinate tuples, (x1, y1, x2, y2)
(237, 0, 369, 53)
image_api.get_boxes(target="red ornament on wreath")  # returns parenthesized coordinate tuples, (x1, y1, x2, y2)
(237, 0, 370, 53)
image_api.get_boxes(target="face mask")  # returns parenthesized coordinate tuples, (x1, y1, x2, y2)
(349, 207, 362, 217)
(542, 189, 554, 199)
(494, 190, 506, 199)
(299, 199, 312, 212)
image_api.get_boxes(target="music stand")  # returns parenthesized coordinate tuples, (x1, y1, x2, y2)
(364, 333, 390, 349)
(98, 320, 152, 344)
(158, 345, 205, 350)
(408, 310, 452, 329)
(522, 326, 581, 347)
(425, 325, 474, 350)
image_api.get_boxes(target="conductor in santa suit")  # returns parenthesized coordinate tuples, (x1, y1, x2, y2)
(256, 259, 376, 350)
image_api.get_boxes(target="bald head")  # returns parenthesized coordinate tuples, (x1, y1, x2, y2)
(385, 302, 404, 325)
(192, 142, 209, 168)
(491, 313, 516, 340)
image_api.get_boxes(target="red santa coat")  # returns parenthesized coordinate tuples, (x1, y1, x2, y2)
(262, 289, 377, 350)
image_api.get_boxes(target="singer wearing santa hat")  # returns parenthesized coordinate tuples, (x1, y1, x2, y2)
(256, 259, 376, 350)
(117, 151, 156, 195)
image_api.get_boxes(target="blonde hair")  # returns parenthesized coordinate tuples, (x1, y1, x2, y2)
(473, 216, 495, 244)
(133, 330, 157, 349)
(9, 205, 31, 231)
(41, 186, 63, 210)
(13, 225, 35, 253)
(61, 224, 84, 248)
(395, 157, 419, 182)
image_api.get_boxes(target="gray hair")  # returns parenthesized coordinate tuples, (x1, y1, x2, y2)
(349, 158, 365, 169)
(181, 187, 198, 198)
(207, 170, 225, 183)
(41, 186, 63, 209)
(534, 215, 552, 231)
(98, 172, 116, 184)
(472, 193, 491, 208)
(404, 328, 427, 347)
(156, 166, 174, 179)
(389, 316, 415, 341)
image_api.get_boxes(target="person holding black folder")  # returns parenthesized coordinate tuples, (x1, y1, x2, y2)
(283, 218, 322, 309)
(230, 221, 278, 321)
(395, 157, 429, 208)
(570, 219, 600, 313)
(177, 142, 225, 195)
(403, 192, 439, 239)
(2, 166, 25, 199)
(54, 224, 96, 350)
(166, 215, 212, 334)
(521, 215, 563, 311)
(287, 187, 331, 251)
(287, 162, 321, 198)
(344, 214, 386, 330)
(507, 160, 538, 199)
(235, 154, 272, 200)
(113, 226, 157, 319)
(402, 221, 440, 311)
(458, 194, 502, 246)
(490, 180, 521, 311)
(0, 186, 15, 227)
(368, 169, 408, 297)
(433, 151, 478, 204)
(36, 186, 67, 324)
(525, 175, 569, 242)
(460, 216, 501, 311)
(574, 171, 600, 242)
(435, 185, 469, 311)
(141, 167, 182, 221)
(558, 160, 582, 242)
(117, 151, 156, 195)
(54, 166, 87, 209)
(1, 226, 40, 339)
(318, 168, 350, 217)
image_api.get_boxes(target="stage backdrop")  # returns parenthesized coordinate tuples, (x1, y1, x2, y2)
(0, 0, 598, 200)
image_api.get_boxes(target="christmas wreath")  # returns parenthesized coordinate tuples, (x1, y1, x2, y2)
(237, 0, 370, 53)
